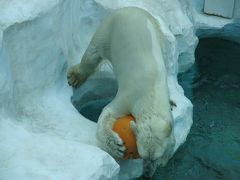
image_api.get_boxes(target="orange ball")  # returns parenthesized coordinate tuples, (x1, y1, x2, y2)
(112, 115, 140, 159)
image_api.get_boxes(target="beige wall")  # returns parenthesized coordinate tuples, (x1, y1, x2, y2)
(204, 0, 235, 18)
(234, 0, 240, 18)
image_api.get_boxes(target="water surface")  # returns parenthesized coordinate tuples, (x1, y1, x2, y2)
(154, 38, 240, 180)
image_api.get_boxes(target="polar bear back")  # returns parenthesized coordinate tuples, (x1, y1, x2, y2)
(108, 8, 168, 102)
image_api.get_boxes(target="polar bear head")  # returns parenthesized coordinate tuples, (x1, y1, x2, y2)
(130, 118, 175, 165)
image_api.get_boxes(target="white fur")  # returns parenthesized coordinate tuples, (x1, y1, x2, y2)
(67, 7, 176, 177)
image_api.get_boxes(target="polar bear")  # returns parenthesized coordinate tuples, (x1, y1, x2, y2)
(67, 7, 175, 177)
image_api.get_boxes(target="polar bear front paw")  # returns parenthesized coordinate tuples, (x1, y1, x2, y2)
(100, 130, 126, 158)
(67, 64, 88, 88)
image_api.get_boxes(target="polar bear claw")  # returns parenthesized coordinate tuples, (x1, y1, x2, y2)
(96, 106, 127, 158)
(67, 64, 88, 88)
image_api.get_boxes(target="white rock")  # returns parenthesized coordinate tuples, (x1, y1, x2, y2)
(0, 0, 119, 179)
(0, 115, 119, 180)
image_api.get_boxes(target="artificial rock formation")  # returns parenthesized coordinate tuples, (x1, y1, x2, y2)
(1, 0, 239, 179)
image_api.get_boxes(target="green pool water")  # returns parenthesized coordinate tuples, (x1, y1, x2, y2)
(76, 38, 240, 179)
(153, 38, 240, 180)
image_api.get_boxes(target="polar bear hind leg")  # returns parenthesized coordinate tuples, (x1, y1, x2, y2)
(67, 37, 105, 88)
(67, 15, 112, 89)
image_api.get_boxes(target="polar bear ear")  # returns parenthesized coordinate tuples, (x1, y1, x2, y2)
(130, 121, 139, 136)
